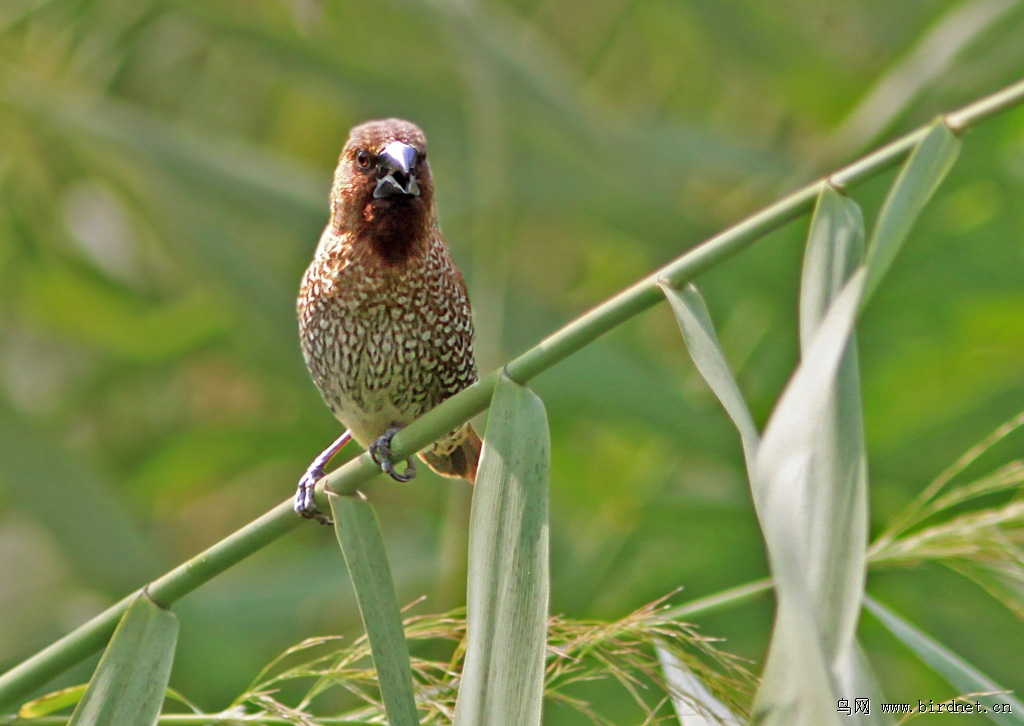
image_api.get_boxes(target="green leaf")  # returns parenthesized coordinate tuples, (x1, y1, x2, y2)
(861, 120, 961, 308)
(800, 186, 866, 346)
(836, 643, 900, 726)
(67, 593, 178, 726)
(659, 281, 760, 466)
(751, 126, 963, 719)
(796, 186, 871, 666)
(750, 594, 841, 726)
(865, 596, 1024, 725)
(661, 190, 877, 724)
(656, 643, 742, 726)
(752, 189, 873, 725)
(18, 684, 87, 717)
(328, 493, 419, 726)
(454, 373, 550, 726)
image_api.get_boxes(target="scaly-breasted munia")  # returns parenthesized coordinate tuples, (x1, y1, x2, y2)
(295, 119, 481, 521)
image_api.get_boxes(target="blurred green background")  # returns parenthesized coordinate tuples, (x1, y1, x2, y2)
(2, 0, 1024, 719)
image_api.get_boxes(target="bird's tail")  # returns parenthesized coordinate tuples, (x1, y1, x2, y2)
(419, 423, 482, 483)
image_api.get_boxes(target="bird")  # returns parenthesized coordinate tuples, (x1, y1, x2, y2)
(295, 118, 481, 523)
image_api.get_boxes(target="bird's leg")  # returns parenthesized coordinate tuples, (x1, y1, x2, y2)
(295, 430, 353, 525)
(369, 427, 417, 482)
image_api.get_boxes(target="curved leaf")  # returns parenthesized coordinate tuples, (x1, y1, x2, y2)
(455, 374, 550, 726)
(329, 493, 419, 726)
(660, 281, 760, 466)
(861, 120, 960, 307)
(865, 596, 1024, 725)
(68, 593, 177, 726)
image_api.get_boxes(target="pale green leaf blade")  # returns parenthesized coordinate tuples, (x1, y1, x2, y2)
(797, 186, 871, 684)
(656, 643, 742, 726)
(861, 120, 961, 307)
(659, 281, 760, 466)
(832, 643, 898, 726)
(753, 126, 961, 722)
(67, 593, 178, 726)
(753, 595, 838, 726)
(864, 596, 1024, 725)
(329, 493, 419, 726)
(751, 266, 867, 726)
(454, 373, 550, 726)
(800, 185, 866, 347)
(18, 685, 87, 718)
(754, 263, 866, 536)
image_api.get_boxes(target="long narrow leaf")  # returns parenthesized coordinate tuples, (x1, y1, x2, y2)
(329, 493, 419, 726)
(67, 593, 177, 726)
(454, 374, 550, 726)
(660, 282, 760, 465)
(797, 187, 871, 670)
(753, 593, 839, 725)
(17, 685, 88, 718)
(662, 190, 878, 724)
(753, 118, 961, 722)
(751, 266, 866, 726)
(657, 643, 741, 726)
(861, 120, 961, 307)
(658, 280, 770, 721)
(832, 643, 899, 726)
(864, 596, 1024, 725)
(800, 187, 866, 346)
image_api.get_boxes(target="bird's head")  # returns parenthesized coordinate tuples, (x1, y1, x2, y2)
(328, 119, 436, 264)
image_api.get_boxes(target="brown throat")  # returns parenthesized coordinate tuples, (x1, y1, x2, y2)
(358, 197, 430, 267)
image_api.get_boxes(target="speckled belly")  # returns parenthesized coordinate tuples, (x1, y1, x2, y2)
(301, 304, 440, 445)
(299, 251, 477, 449)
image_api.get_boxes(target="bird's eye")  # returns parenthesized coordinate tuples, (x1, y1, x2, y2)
(355, 150, 372, 170)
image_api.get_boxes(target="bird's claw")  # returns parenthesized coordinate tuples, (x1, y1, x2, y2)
(295, 430, 353, 526)
(295, 465, 332, 526)
(370, 427, 417, 482)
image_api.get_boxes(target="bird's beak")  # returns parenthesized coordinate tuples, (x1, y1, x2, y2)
(373, 141, 421, 199)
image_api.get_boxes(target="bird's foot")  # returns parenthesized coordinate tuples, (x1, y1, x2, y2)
(295, 469, 332, 526)
(295, 464, 332, 525)
(370, 427, 417, 482)
(295, 430, 353, 526)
